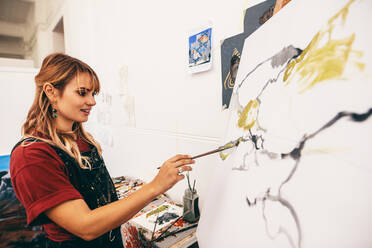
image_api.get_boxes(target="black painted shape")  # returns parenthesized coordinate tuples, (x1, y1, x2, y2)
(281, 108, 372, 161)
(247, 107, 372, 248)
(351, 108, 372, 121)
(157, 212, 180, 225)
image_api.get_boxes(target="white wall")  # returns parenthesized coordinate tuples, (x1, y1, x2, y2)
(59, 0, 266, 205)
(0, 58, 34, 67)
(0, 67, 38, 155)
(0, 0, 265, 206)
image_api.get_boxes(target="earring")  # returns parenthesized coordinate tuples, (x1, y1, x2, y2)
(52, 108, 58, 118)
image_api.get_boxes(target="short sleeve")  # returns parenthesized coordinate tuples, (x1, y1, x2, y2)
(10, 143, 83, 226)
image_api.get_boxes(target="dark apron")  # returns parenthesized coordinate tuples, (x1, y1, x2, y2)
(12, 138, 124, 248)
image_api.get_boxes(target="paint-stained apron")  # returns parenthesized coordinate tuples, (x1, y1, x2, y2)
(12, 138, 124, 248)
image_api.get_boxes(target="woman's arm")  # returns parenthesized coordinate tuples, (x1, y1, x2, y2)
(45, 154, 194, 241)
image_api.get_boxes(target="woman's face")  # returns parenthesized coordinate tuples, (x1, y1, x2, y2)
(54, 72, 97, 131)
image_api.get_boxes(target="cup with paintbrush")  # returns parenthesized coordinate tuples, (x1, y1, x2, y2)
(182, 173, 200, 223)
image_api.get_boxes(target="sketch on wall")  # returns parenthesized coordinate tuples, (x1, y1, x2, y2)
(188, 24, 212, 73)
(197, 0, 372, 247)
(118, 65, 136, 127)
(221, 0, 275, 110)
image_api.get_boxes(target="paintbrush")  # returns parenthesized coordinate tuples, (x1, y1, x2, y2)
(157, 137, 247, 169)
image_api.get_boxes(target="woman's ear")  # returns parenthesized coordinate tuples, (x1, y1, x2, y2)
(43, 83, 58, 102)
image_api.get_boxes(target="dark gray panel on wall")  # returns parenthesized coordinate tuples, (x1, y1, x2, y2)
(221, 0, 276, 109)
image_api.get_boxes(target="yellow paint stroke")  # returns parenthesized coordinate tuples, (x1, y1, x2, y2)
(355, 62, 365, 71)
(224, 71, 233, 90)
(146, 205, 169, 218)
(283, 0, 364, 93)
(224, 48, 241, 90)
(238, 99, 259, 130)
(303, 147, 350, 155)
(219, 151, 230, 160)
(219, 137, 245, 160)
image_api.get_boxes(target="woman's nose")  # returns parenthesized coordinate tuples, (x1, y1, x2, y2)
(87, 95, 96, 106)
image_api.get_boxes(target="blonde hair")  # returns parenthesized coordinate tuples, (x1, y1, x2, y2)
(22, 53, 102, 169)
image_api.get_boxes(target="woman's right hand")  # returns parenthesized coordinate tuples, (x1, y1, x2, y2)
(150, 154, 194, 195)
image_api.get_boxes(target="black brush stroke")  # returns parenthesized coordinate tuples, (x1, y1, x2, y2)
(244, 108, 372, 248)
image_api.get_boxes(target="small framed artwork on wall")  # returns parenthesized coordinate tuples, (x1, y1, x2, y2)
(188, 22, 212, 73)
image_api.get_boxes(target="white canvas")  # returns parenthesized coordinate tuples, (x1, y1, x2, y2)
(197, 0, 372, 247)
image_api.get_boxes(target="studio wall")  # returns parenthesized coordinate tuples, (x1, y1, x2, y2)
(60, 0, 265, 205)
(0, 0, 266, 207)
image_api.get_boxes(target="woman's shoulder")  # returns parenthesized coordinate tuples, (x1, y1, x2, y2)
(10, 138, 64, 176)
(12, 137, 56, 156)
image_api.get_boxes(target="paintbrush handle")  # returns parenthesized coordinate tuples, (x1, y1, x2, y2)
(190, 147, 222, 160)
(156, 144, 232, 169)
(156, 147, 221, 169)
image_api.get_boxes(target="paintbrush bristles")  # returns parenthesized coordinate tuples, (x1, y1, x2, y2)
(186, 172, 192, 191)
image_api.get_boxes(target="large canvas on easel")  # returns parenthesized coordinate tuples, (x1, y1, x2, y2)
(197, 0, 372, 247)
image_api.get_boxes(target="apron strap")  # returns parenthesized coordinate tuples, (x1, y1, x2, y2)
(11, 137, 40, 155)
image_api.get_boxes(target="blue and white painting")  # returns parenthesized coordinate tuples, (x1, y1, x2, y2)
(0, 155, 10, 172)
(188, 27, 212, 71)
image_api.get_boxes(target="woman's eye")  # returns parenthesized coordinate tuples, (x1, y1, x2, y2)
(92, 91, 97, 97)
(78, 90, 86, 96)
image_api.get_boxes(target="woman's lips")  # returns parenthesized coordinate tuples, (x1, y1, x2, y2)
(81, 109, 90, 115)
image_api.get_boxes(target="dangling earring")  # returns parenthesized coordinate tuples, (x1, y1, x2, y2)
(52, 108, 58, 118)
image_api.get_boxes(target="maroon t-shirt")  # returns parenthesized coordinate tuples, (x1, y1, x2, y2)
(10, 138, 90, 242)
